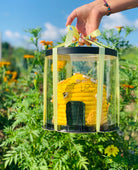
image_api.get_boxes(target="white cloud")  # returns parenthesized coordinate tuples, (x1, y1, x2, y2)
(134, 19, 138, 29)
(3, 23, 67, 49)
(5, 30, 21, 39)
(101, 13, 130, 29)
(102, 13, 138, 30)
(41, 22, 66, 41)
(4, 30, 31, 48)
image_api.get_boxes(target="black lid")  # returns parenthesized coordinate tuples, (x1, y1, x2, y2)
(46, 47, 117, 57)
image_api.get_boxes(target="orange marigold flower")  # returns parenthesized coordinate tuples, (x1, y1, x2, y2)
(8, 79, 18, 85)
(4, 77, 7, 82)
(5, 70, 11, 74)
(115, 26, 123, 29)
(0, 61, 11, 67)
(122, 84, 134, 89)
(128, 85, 134, 89)
(123, 84, 129, 88)
(11, 71, 17, 80)
(24, 55, 34, 59)
(40, 40, 53, 46)
(51, 61, 67, 72)
(34, 72, 38, 75)
(115, 26, 124, 33)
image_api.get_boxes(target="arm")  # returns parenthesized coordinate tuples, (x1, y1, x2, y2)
(66, 0, 138, 38)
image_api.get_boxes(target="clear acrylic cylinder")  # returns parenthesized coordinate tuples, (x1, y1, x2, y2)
(43, 47, 119, 133)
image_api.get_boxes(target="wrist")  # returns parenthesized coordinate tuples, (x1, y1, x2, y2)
(95, 0, 111, 16)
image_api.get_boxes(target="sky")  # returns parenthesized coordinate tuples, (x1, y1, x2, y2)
(0, 0, 138, 49)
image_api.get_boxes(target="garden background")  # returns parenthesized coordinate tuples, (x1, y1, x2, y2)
(0, 0, 138, 169)
(0, 26, 138, 170)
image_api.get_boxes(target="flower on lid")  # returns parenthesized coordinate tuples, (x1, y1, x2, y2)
(105, 145, 119, 157)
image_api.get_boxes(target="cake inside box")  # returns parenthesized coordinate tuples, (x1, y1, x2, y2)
(51, 73, 109, 127)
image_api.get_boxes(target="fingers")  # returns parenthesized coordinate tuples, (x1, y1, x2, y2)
(66, 10, 77, 26)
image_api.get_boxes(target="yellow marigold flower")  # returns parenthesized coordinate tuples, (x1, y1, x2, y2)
(4, 70, 18, 84)
(23, 54, 34, 59)
(51, 61, 67, 72)
(105, 145, 119, 157)
(5, 88, 9, 92)
(8, 79, 18, 85)
(4, 77, 7, 82)
(5, 70, 11, 74)
(0, 61, 11, 67)
(40, 40, 53, 46)
(11, 71, 17, 80)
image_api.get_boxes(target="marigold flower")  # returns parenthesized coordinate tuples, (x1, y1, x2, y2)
(115, 26, 123, 29)
(115, 26, 124, 33)
(11, 71, 17, 80)
(23, 54, 34, 59)
(39, 40, 53, 46)
(128, 85, 134, 89)
(51, 61, 67, 72)
(8, 79, 18, 85)
(4, 77, 7, 82)
(0, 61, 11, 67)
(5, 70, 11, 74)
(122, 84, 134, 89)
(105, 145, 119, 157)
(4, 71, 18, 84)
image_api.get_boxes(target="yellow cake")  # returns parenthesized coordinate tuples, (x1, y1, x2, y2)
(52, 73, 109, 126)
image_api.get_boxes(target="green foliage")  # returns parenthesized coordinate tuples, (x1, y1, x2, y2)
(25, 27, 42, 50)
(100, 26, 135, 56)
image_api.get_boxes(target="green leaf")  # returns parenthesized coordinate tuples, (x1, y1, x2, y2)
(40, 166, 48, 170)
(4, 159, 10, 168)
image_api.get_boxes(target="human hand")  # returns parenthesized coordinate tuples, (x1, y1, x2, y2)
(66, 0, 106, 44)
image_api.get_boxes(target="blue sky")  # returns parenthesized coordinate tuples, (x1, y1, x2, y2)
(0, 0, 138, 49)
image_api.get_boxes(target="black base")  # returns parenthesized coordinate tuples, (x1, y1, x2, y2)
(43, 123, 119, 133)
